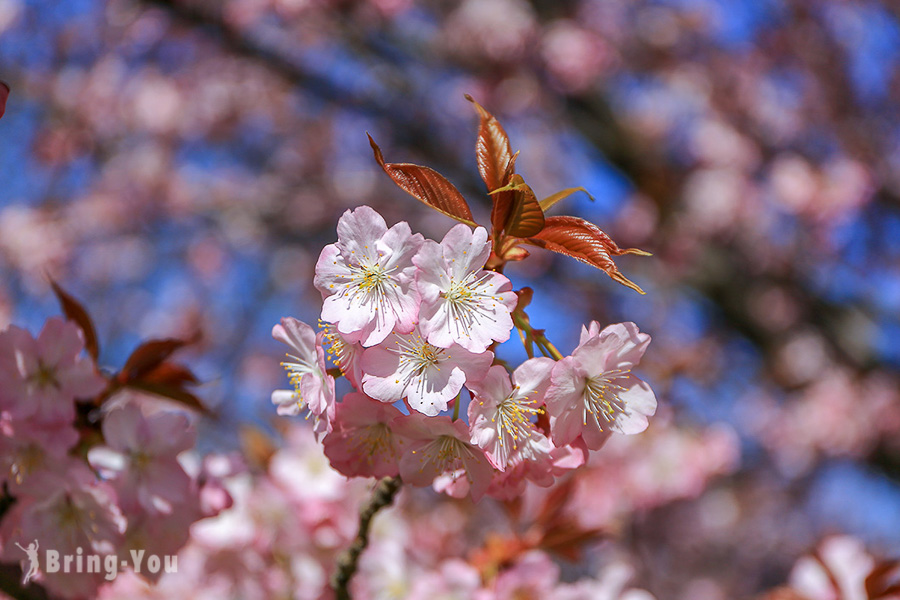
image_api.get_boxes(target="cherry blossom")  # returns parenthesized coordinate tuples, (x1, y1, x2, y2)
(545, 322, 656, 450)
(467, 358, 554, 470)
(0, 413, 79, 491)
(361, 324, 493, 416)
(487, 433, 588, 501)
(271, 317, 335, 421)
(0, 317, 106, 423)
(314, 206, 424, 347)
(414, 224, 517, 352)
(397, 414, 494, 501)
(322, 392, 408, 478)
(320, 321, 364, 388)
(0, 460, 126, 598)
(88, 402, 196, 514)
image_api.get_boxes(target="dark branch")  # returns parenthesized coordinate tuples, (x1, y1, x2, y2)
(330, 476, 402, 600)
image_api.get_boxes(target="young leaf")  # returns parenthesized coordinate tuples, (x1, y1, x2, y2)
(489, 152, 519, 239)
(140, 362, 200, 387)
(120, 338, 188, 382)
(367, 134, 477, 226)
(126, 380, 208, 413)
(539, 187, 594, 213)
(525, 216, 650, 294)
(866, 560, 900, 599)
(465, 94, 513, 193)
(491, 175, 545, 237)
(50, 280, 100, 361)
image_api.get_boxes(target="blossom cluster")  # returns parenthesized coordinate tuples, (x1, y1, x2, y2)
(0, 317, 227, 599)
(96, 423, 661, 600)
(273, 205, 657, 500)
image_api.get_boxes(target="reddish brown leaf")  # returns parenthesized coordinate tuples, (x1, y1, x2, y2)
(874, 583, 900, 598)
(491, 175, 545, 238)
(140, 362, 200, 387)
(525, 216, 650, 294)
(539, 187, 594, 213)
(465, 94, 513, 193)
(539, 524, 604, 561)
(50, 280, 99, 361)
(488, 151, 520, 240)
(367, 134, 476, 226)
(126, 380, 208, 413)
(534, 476, 576, 527)
(501, 246, 529, 262)
(0, 81, 8, 120)
(240, 425, 277, 471)
(121, 339, 187, 382)
(867, 560, 900, 599)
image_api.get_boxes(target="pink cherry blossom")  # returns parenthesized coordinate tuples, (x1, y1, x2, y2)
(486, 431, 555, 500)
(414, 224, 517, 352)
(486, 433, 587, 500)
(271, 317, 335, 421)
(0, 412, 79, 491)
(322, 392, 407, 478)
(493, 550, 560, 600)
(321, 321, 364, 388)
(406, 559, 482, 600)
(545, 322, 656, 450)
(361, 325, 493, 416)
(0, 317, 106, 423)
(396, 414, 493, 501)
(314, 206, 424, 347)
(550, 560, 657, 600)
(88, 402, 195, 514)
(0, 460, 125, 599)
(467, 358, 554, 470)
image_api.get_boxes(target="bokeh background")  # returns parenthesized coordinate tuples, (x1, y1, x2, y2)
(1, 0, 900, 597)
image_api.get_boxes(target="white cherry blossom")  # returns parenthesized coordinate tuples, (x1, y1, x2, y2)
(314, 206, 423, 347)
(414, 224, 517, 352)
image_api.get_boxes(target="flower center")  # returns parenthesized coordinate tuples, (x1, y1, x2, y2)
(417, 435, 470, 472)
(583, 370, 630, 427)
(493, 387, 543, 449)
(357, 264, 388, 291)
(29, 361, 59, 390)
(321, 321, 353, 372)
(394, 335, 445, 377)
(129, 449, 153, 472)
(9, 444, 44, 484)
(438, 272, 500, 339)
(350, 423, 395, 465)
(281, 353, 319, 410)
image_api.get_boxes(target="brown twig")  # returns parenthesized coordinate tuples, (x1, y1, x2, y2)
(330, 476, 402, 600)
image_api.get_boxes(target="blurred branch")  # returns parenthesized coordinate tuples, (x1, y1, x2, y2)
(138, 0, 482, 195)
(330, 476, 402, 600)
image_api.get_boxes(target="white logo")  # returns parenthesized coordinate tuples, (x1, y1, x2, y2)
(14, 540, 39, 584)
(13, 541, 177, 584)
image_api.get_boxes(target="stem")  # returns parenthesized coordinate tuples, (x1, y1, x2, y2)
(452, 394, 461, 421)
(330, 476, 402, 600)
(513, 311, 564, 361)
(534, 335, 564, 361)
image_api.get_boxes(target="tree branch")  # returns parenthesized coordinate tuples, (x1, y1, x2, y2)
(330, 476, 402, 600)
